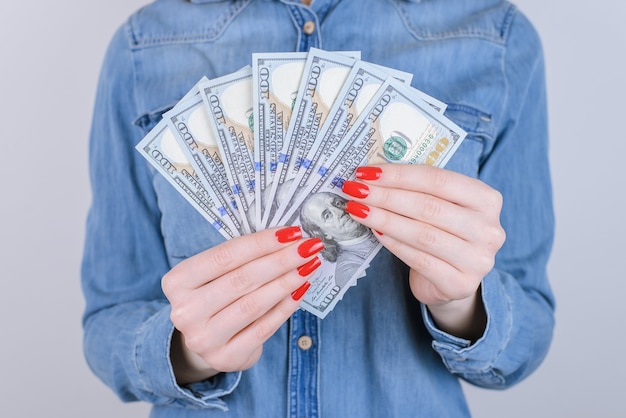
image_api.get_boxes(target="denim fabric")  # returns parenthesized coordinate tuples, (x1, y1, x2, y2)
(82, 0, 555, 416)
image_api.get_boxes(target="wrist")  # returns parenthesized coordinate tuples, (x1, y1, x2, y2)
(170, 329, 219, 385)
(426, 287, 486, 342)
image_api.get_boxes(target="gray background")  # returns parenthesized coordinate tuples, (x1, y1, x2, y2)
(1, 1, 624, 417)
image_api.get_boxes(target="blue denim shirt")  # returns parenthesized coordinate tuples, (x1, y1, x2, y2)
(82, 0, 555, 416)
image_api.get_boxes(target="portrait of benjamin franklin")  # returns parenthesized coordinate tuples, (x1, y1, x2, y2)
(299, 191, 375, 288)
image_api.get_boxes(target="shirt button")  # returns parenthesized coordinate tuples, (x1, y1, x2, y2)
(302, 21, 316, 35)
(297, 335, 313, 350)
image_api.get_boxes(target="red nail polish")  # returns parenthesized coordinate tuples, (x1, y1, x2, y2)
(291, 281, 311, 301)
(297, 238, 324, 258)
(297, 257, 322, 277)
(345, 201, 370, 219)
(355, 166, 382, 180)
(342, 180, 369, 199)
(275, 226, 302, 243)
(375, 230, 383, 236)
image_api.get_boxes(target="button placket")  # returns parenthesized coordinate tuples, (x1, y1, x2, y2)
(287, 4, 321, 51)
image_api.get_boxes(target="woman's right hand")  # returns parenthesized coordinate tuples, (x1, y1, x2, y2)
(161, 226, 323, 384)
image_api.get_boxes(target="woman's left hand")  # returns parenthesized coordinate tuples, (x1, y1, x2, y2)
(341, 164, 506, 339)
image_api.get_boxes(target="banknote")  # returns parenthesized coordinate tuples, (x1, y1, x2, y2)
(135, 119, 236, 240)
(264, 48, 359, 228)
(271, 60, 417, 225)
(134, 52, 470, 318)
(164, 94, 244, 236)
(278, 78, 466, 317)
(252, 52, 308, 230)
(200, 66, 256, 233)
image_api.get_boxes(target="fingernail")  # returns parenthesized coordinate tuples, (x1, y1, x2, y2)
(375, 230, 383, 236)
(345, 201, 370, 219)
(297, 238, 324, 258)
(356, 166, 382, 180)
(275, 226, 302, 243)
(291, 281, 311, 301)
(342, 180, 369, 199)
(297, 257, 322, 277)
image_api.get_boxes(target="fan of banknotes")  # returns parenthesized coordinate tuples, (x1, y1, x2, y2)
(136, 48, 466, 318)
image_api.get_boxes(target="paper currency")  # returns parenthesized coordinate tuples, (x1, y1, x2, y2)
(165, 94, 243, 236)
(264, 48, 359, 227)
(280, 78, 466, 317)
(135, 51, 468, 319)
(200, 66, 257, 233)
(271, 60, 416, 225)
(135, 120, 236, 240)
(252, 52, 308, 230)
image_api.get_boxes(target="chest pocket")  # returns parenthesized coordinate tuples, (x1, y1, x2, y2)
(441, 103, 496, 178)
(135, 103, 227, 267)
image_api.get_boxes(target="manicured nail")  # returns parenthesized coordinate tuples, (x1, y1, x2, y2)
(297, 238, 324, 258)
(355, 166, 382, 180)
(375, 230, 383, 236)
(345, 201, 370, 219)
(342, 180, 369, 199)
(291, 281, 311, 301)
(297, 257, 322, 277)
(275, 226, 302, 243)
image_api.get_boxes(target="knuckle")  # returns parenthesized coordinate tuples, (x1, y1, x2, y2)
(212, 242, 237, 269)
(277, 275, 296, 294)
(375, 208, 393, 232)
(386, 165, 403, 185)
(427, 166, 451, 189)
(227, 268, 252, 292)
(484, 224, 506, 252)
(479, 253, 496, 274)
(252, 321, 273, 343)
(421, 195, 442, 220)
(275, 250, 296, 274)
(161, 271, 177, 296)
(239, 296, 261, 317)
(484, 188, 503, 211)
(496, 225, 507, 246)
(409, 251, 434, 272)
(169, 306, 187, 327)
(417, 227, 437, 248)
(375, 185, 392, 207)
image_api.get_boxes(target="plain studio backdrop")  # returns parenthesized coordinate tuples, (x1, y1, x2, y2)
(1, 1, 624, 417)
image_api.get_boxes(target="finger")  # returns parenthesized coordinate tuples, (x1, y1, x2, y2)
(374, 232, 474, 300)
(164, 226, 305, 290)
(180, 238, 323, 317)
(343, 179, 477, 241)
(355, 164, 501, 210)
(345, 201, 482, 273)
(208, 258, 319, 338)
(225, 282, 312, 360)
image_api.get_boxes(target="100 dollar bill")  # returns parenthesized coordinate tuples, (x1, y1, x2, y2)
(165, 94, 243, 236)
(279, 79, 466, 318)
(135, 120, 236, 239)
(200, 67, 257, 233)
(264, 49, 359, 227)
(272, 60, 418, 224)
(252, 52, 308, 230)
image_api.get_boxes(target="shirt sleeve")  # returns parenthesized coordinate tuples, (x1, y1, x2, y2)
(421, 8, 556, 389)
(81, 23, 241, 409)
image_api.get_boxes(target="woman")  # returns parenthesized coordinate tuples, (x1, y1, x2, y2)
(82, 0, 555, 416)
